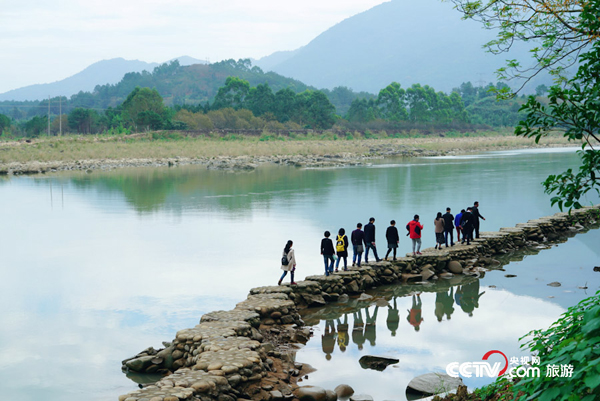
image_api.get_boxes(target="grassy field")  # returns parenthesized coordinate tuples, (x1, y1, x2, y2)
(0, 130, 573, 165)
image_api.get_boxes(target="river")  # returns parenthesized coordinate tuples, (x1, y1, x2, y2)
(0, 147, 598, 401)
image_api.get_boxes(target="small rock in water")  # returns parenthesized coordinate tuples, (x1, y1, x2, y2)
(359, 355, 399, 371)
(579, 286, 588, 289)
(505, 274, 517, 278)
(407, 372, 463, 396)
(593, 266, 600, 272)
(295, 385, 328, 401)
(547, 282, 562, 287)
(357, 293, 373, 302)
(488, 285, 496, 288)
(335, 384, 354, 398)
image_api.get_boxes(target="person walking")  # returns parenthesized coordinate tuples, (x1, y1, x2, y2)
(472, 201, 486, 238)
(455, 209, 465, 243)
(434, 212, 445, 250)
(443, 207, 455, 247)
(385, 220, 400, 261)
(460, 207, 474, 245)
(364, 217, 381, 263)
(278, 240, 297, 285)
(351, 223, 366, 267)
(321, 231, 335, 276)
(406, 215, 424, 256)
(335, 228, 349, 272)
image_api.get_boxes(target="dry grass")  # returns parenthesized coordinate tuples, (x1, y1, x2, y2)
(0, 132, 574, 164)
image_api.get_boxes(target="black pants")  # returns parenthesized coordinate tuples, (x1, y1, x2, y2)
(444, 230, 454, 246)
(474, 222, 480, 238)
(463, 227, 473, 244)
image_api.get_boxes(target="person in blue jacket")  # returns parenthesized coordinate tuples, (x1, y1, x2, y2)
(455, 209, 465, 243)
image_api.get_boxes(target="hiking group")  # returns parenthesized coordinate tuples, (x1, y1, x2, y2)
(278, 201, 485, 285)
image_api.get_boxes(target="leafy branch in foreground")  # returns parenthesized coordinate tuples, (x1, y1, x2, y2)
(514, 39, 600, 210)
(514, 291, 600, 400)
(448, 0, 600, 95)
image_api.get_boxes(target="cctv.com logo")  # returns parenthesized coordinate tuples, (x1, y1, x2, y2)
(446, 350, 541, 379)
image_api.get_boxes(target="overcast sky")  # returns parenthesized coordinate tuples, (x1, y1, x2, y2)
(0, 0, 389, 93)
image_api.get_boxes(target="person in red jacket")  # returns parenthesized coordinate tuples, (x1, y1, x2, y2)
(406, 215, 424, 256)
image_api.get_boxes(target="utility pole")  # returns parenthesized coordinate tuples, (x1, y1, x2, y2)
(59, 96, 62, 136)
(48, 96, 51, 136)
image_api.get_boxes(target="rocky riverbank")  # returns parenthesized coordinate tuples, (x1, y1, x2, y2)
(119, 205, 600, 401)
(0, 137, 573, 176)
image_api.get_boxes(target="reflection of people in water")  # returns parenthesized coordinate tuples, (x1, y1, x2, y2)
(387, 298, 400, 336)
(352, 310, 365, 350)
(336, 314, 349, 352)
(364, 306, 379, 346)
(434, 287, 455, 322)
(407, 294, 424, 331)
(322, 320, 337, 360)
(459, 281, 485, 316)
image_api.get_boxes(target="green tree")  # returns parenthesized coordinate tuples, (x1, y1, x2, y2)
(295, 90, 336, 129)
(273, 88, 297, 123)
(535, 84, 549, 96)
(377, 82, 408, 121)
(121, 87, 167, 131)
(23, 115, 47, 137)
(68, 108, 100, 134)
(0, 113, 10, 133)
(212, 77, 251, 110)
(245, 83, 275, 117)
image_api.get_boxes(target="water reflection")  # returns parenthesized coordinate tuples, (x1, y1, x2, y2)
(456, 281, 485, 317)
(0, 148, 598, 401)
(314, 283, 489, 358)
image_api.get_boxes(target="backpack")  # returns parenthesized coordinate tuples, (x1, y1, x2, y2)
(281, 252, 289, 266)
(336, 235, 345, 252)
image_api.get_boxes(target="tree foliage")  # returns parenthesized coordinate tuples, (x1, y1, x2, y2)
(451, 0, 600, 208)
(448, 0, 600, 93)
(515, 40, 600, 210)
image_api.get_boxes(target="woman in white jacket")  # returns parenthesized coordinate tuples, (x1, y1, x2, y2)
(278, 240, 297, 285)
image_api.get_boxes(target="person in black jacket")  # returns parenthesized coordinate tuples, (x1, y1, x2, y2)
(364, 217, 382, 263)
(385, 220, 399, 261)
(460, 208, 474, 245)
(442, 207, 455, 247)
(321, 231, 335, 276)
(351, 223, 366, 267)
(472, 201, 486, 238)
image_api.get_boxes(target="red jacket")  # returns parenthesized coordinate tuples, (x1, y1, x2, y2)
(406, 220, 424, 239)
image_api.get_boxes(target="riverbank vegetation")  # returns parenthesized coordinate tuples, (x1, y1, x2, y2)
(0, 131, 571, 165)
(0, 58, 540, 139)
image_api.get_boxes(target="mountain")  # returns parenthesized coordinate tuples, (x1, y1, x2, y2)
(0, 56, 206, 102)
(255, 0, 551, 94)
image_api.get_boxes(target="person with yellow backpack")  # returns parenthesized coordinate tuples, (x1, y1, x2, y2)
(335, 228, 349, 272)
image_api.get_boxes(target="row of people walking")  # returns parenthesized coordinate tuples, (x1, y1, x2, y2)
(278, 201, 485, 283)
(434, 201, 486, 249)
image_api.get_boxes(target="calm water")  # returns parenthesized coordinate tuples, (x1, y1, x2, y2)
(0, 147, 598, 401)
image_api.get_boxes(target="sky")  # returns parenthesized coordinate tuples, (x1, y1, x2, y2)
(0, 0, 389, 94)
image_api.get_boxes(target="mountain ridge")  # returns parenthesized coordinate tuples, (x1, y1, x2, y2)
(0, 56, 206, 102)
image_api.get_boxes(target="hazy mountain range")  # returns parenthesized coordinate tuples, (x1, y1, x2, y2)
(0, 56, 206, 102)
(1, 0, 552, 102)
(254, 0, 550, 94)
